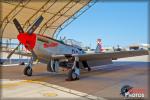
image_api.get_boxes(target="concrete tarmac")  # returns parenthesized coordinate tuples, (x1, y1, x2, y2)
(0, 55, 149, 100)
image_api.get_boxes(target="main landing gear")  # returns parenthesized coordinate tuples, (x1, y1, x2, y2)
(24, 66, 32, 76)
(24, 56, 90, 81)
(47, 57, 80, 81)
(47, 59, 59, 72)
(66, 56, 80, 81)
(24, 57, 33, 76)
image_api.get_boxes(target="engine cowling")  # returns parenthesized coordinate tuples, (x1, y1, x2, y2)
(17, 33, 36, 51)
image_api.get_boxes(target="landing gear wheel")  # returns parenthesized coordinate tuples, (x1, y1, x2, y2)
(66, 69, 79, 81)
(24, 67, 32, 76)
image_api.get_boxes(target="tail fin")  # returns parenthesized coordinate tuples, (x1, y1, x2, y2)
(95, 39, 104, 53)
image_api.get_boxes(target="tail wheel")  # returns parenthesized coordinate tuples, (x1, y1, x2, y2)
(24, 66, 32, 76)
(67, 69, 78, 81)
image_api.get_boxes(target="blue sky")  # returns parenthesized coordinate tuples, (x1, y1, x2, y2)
(58, 2, 148, 49)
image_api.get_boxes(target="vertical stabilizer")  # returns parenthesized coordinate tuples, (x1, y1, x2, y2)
(95, 39, 103, 53)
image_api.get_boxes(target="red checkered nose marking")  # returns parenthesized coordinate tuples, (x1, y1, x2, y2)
(17, 33, 36, 51)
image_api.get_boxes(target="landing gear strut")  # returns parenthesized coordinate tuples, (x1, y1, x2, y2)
(24, 57, 33, 76)
(47, 59, 59, 72)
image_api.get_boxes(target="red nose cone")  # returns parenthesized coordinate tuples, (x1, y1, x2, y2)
(17, 33, 36, 51)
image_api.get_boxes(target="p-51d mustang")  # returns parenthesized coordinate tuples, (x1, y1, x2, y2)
(7, 16, 148, 81)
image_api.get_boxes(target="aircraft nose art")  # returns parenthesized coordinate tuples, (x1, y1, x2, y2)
(17, 33, 36, 50)
(43, 42, 59, 48)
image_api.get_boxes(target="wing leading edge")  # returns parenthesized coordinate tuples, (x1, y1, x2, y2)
(3, 50, 149, 62)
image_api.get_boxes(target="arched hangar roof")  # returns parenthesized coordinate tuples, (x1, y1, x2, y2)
(1, 0, 93, 39)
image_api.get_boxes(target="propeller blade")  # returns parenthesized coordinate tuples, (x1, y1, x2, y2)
(11, 17, 40, 61)
(13, 18, 24, 33)
(7, 43, 21, 59)
(27, 16, 44, 34)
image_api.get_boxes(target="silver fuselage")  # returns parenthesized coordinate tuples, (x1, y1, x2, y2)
(33, 35, 83, 62)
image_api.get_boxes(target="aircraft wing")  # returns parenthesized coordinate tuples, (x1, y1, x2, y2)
(2, 50, 32, 57)
(2, 50, 149, 63)
(52, 50, 149, 61)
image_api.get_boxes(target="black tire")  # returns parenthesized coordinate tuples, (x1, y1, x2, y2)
(24, 67, 32, 76)
(68, 69, 78, 80)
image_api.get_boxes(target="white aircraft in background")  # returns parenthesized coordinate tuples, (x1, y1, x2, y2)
(7, 16, 148, 81)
